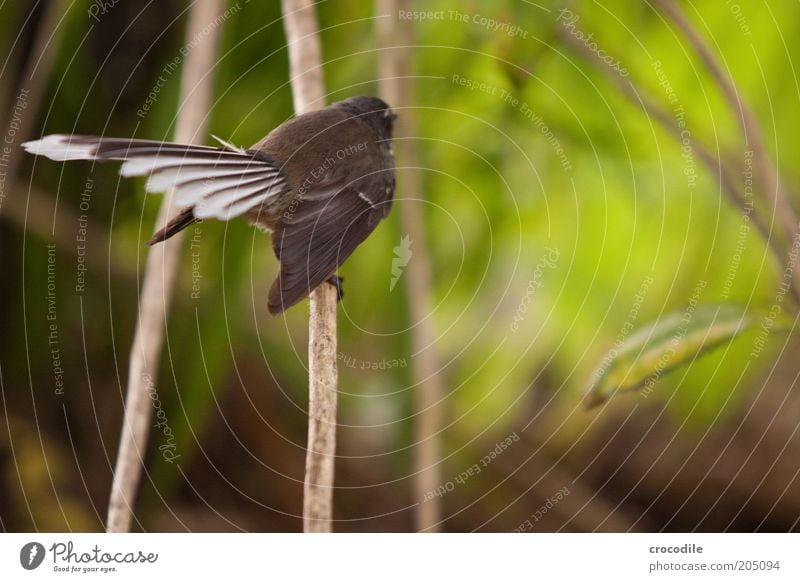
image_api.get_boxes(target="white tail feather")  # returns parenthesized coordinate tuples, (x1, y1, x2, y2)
(194, 183, 280, 219)
(211, 134, 246, 153)
(145, 165, 274, 192)
(22, 135, 98, 161)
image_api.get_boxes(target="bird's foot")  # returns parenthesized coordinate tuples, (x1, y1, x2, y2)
(326, 275, 344, 302)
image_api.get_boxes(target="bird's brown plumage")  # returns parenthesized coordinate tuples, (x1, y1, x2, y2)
(248, 105, 395, 313)
(22, 96, 396, 314)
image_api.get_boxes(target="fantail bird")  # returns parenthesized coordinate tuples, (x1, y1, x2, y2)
(22, 95, 397, 314)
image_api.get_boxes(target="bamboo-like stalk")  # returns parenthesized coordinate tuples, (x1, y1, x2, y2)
(653, 0, 800, 301)
(557, 30, 772, 240)
(106, 0, 224, 533)
(377, 0, 445, 532)
(655, 0, 798, 240)
(280, 0, 338, 533)
(557, 21, 800, 302)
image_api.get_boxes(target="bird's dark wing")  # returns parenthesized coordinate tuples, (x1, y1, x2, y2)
(23, 135, 287, 222)
(267, 172, 394, 314)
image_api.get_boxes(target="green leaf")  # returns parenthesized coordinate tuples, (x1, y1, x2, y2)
(585, 303, 791, 408)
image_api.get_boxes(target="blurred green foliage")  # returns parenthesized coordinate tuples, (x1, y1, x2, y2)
(2, 0, 799, 531)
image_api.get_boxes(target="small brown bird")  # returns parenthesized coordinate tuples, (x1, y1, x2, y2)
(23, 96, 396, 314)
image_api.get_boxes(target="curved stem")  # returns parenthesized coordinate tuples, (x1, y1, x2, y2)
(377, 0, 445, 532)
(106, 0, 224, 532)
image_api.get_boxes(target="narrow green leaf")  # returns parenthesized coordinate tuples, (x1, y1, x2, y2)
(585, 303, 790, 408)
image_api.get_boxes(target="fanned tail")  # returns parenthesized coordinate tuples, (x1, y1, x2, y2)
(22, 134, 288, 221)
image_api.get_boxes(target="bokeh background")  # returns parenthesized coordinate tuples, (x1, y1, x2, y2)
(1, 0, 799, 532)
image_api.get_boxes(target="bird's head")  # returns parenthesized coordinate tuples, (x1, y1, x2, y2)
(334, 96, 397, 141)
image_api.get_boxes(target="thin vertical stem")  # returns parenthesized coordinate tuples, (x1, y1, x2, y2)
(280, 0, 337, 533)
(655, 0, 800, 296)
(655, 0, 795, 228)
(106, 0, 224, 532)
(378, 0, 445, 532)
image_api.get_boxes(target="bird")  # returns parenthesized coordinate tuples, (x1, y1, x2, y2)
(22, 95, 397, 314)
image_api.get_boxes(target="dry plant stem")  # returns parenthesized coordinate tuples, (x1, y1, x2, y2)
(106, 0, 224, 532)
(558, 28, 800, 302)
(280, 0, 337, 533)
(377, 0, 445, 532)
(655, 0, 800, 303)
(655, 0, 797, 241)
(558, 31, 766, 239)
(304, 282, 338, 530)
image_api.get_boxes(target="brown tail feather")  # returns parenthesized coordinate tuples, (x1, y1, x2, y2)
(147, 206, 197, 246)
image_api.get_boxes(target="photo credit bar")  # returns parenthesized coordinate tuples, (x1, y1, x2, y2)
(0, 533, 797, 580)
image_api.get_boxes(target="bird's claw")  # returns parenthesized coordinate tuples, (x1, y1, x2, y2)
(327, 275, 344, 302)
